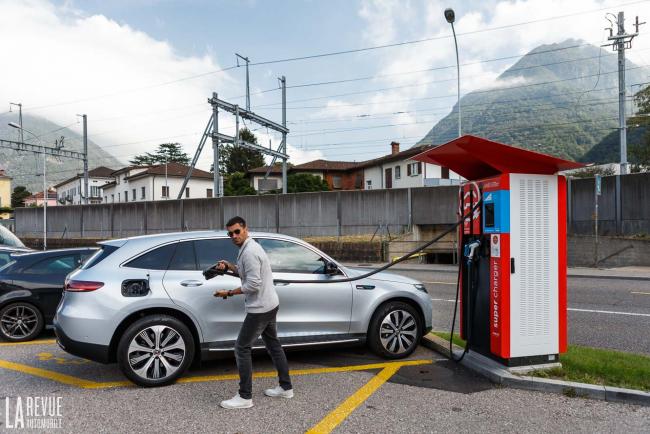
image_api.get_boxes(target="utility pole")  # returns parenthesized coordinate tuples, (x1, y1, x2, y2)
(80, 114, 89, 204)
(605, 11, 644, 174)
(42, 153, 47, 250)
(212, 92, 221, 197)
(236, 53, 251, 111)
(281, 76, 287, 194)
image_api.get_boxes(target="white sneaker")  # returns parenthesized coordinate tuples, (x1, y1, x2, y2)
(264, 385, 294, 398)
(220, 394, 253, 409)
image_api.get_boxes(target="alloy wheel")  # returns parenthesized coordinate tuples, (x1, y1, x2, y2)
(379, 310, 417, 355)
(127, 325, 186, 381)
(0, 305, 40, 339)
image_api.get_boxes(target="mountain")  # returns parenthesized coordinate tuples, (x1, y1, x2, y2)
(416, 39, 650, 160)
(0, 114, 121, 192)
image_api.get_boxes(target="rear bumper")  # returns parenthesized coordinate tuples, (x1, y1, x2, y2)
(53, 318, 111, 364)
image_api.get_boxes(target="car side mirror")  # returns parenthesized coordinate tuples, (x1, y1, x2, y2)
(324, 261, 339, 275)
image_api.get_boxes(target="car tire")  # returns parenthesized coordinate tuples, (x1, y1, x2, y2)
(368, 301, 422, 359)
(0, 302, 44, 342)
(117, 315, 195, 387)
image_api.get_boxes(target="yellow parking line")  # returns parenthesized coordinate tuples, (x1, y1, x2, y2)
(0, 339, 57, 347)
(0, 358, 130, 388)
(307, 364, 403, 434)
(631, 291, 650, 296)
(0, 356, 431, 390)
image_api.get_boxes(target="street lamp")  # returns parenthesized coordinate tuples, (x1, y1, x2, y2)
(445, 8, 461, 138)
(8, 122, 48, 250)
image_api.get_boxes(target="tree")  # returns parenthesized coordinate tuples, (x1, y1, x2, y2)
(286, 173, 330, 193)
(223, 172, 256, 196)
(11, 186, 31, 208)
(218, 128, 265, 175)
(568, 166, 616, 179)
(129, 143, 190, 166)
(628, 86, 650, 171)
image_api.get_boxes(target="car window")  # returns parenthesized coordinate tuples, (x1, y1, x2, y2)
(194, 238, 239, 269)
(82, 245, 119, 270)
(80, 250, 97, 263)
(256, 239, 325, 274)
(125, 243, 177, 270)
(168, 241, 197, 271)
(0, 252, 12, 268)
(23, 254, 79, 275)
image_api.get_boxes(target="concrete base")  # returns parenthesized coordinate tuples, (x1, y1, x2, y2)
(507, 362, 562, 375)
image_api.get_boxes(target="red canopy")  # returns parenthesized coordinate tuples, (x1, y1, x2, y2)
(412, 135, 586, 181)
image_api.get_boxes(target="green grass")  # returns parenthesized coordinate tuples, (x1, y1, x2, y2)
(430, 331, 650, 391)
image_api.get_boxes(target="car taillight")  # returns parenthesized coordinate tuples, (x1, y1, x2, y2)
(65, 279, 104, 292)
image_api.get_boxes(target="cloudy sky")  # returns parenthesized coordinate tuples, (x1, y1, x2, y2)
(2, 0, 650, 174)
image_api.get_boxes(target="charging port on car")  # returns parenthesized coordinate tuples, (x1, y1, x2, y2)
(121, 279, 150, 297)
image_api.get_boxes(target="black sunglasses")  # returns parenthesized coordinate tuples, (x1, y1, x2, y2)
(227, 229, 242, 237)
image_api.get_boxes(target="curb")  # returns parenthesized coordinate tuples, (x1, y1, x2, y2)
(421, 333, 650, 407)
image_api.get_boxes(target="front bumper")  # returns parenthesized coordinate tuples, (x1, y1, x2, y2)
(53, 317, 111, 364)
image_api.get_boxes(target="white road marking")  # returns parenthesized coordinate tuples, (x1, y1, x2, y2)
(568, 308, 650, 317)
(631, 291, 650, 296)
(429, 298, 650, 317)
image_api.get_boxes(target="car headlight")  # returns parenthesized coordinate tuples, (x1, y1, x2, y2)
(413, 283, 427, 293)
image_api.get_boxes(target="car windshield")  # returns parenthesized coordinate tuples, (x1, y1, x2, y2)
(0, 226, 25, 248)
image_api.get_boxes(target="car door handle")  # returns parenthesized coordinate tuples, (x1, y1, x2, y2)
(180, 280, 204, 287)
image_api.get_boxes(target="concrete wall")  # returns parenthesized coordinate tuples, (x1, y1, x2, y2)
(14, 173, 650, 242)
(568, 234, 650, 267)
(568, 173, 650, 236)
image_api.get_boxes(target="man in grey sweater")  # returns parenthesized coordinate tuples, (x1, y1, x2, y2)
(213, 216, 293, 409)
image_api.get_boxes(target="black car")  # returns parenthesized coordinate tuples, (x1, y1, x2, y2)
(0, 248, 97, 342)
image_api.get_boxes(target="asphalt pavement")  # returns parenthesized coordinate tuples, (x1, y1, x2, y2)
(1, 336, 649, 433)
(346, 263, 650, 355)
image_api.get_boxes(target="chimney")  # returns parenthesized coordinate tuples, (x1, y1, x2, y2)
(390, 141, 400, 155)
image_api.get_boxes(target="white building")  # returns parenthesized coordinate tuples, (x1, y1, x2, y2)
(360, 142, 462, 190)
(54, 166, 115, 205)
(102, 163, 214, 203)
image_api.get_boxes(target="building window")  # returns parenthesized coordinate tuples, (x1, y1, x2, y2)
(332, 175, 342, 189)
(162, 186, 169, 198)
(111, 194, 114, 203)
(91, 186, 100, 197)
(441, 166, 450, 179)
(395, 166, 401, 179)
(185, 187, 190, 198)
(124, 191, 128, 202)
(104, 196, 107, 203)
(132, 189, 136, 201)
(366, 180, 372, 190)
(354, 174, 363, 189)
(141, 187, 146, 199)
(207, 188, 213, 198)
(407, 162, 421, 176)
(118, 193, 121, 202)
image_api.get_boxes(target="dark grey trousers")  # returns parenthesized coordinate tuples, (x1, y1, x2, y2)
(235, 306, 292, 399)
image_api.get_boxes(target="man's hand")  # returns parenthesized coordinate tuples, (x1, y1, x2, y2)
(214, 290, 230, 299)
(215, 260, 230, 272)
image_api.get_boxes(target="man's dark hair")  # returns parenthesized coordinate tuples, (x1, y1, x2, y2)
(226, 216, 247, 227)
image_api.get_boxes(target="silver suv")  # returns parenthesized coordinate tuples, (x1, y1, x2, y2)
(54, 231, 432, 387)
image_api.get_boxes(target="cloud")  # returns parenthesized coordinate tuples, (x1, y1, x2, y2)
(0, 0, 236, 170)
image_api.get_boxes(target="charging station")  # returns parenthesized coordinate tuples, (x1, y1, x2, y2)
(413, 135, 585, 367)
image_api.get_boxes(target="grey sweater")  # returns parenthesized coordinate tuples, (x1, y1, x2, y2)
(236, 238, 279, 313)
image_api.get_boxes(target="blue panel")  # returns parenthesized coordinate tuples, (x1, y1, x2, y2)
(482, 190, 510, 233)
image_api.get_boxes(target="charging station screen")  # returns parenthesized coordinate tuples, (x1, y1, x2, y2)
(484, 203, 495, 228)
